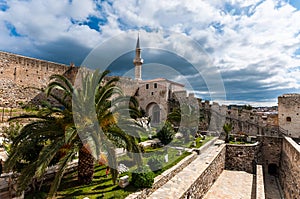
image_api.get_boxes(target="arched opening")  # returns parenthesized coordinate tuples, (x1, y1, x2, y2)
(286, 117, 291, 122)
(152, 104, 160, 124)
(146, 103, 161, 126)
(268, 163, 277, 175)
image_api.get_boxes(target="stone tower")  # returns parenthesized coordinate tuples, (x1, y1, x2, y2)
(133, 34, 143, 81)
(278, 93, 300, 138)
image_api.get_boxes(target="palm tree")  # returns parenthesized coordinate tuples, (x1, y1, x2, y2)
(5, 69, 142, 197)
(73, 70, 143, 184)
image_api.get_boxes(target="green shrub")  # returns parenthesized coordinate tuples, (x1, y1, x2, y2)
(156, 121, 175, 145)
(147, 156, 163, 171)
(131, 166, 155, 188)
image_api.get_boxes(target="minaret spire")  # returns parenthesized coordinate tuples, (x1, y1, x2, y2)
(133, 33, 143, 81)
(136, 33, 140, 49)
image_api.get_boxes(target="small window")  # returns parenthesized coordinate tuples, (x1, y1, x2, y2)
(154, 83, 157, 88)
(151, 92, 154, 95)
(146, 84, 149, 89)
(286, 117, 291, 122)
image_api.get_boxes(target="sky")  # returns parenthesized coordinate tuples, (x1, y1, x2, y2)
(0, 0, 300, 106)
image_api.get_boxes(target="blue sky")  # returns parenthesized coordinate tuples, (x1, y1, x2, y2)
(0, 0, 300, 106)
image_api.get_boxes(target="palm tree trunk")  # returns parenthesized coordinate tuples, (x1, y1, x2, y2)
(78, 146, 95, 185)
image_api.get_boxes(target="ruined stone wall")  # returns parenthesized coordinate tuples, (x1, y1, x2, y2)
(209, 102, 227, 132)
(279, 136, 300, 199)
(278, 94, 300, 138)
(225, 142, 260, 173)
(179, 144, 226, 198)
(113, 77, 140, 97)
(258, 136, 282, 174)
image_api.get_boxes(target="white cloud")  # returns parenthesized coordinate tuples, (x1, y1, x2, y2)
(0, 0, 300, 105)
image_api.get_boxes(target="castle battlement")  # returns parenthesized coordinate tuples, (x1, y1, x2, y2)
(0, 51, 72, 88)
(0, 51, 77, 107)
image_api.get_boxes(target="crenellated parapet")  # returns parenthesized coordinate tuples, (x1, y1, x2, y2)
(0, 51, 78, 108)
(0, 51, 72, 88)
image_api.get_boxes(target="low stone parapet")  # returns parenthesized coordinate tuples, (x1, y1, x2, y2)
(279, 136, 300, 199)
(256, 164, 265, 199)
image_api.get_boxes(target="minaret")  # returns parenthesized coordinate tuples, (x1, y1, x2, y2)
(133, 34, 143, 81)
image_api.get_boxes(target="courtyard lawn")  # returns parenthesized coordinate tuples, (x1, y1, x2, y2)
(229, 140, 255, 145)
(33, 165, 139, 199)
(26, 147, 192, 199)
(143, 147, 192, 175)
(169, 136, 213, 149)
(193, 136, 213, 148)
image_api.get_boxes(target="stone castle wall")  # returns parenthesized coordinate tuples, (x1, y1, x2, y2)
(0, 51, 75, 108)
(279, 136, 300, 199)
(0, 51, 70, 87)
(226, 108, 279, 137)
(225, 142, 260, 173)
(259, 136, 282, 174)
(278, 94, 300, 138)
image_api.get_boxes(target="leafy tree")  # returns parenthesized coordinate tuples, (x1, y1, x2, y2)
(243, 104, 253, 110)
(2, 122, 22, 154)
(156, 121, 175, 145)
(131, 166, 155, 188)
(167, 103, 199, 143)
(223, 123, 232, 143)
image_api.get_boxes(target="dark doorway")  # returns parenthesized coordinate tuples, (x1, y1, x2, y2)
(268, 164, 277, 175)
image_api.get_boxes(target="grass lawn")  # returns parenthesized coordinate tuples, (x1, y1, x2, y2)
(168, 136, 213, 149)
(143, 147, 191, 175)
(24, 165, 137, 199)
(27, 147, 192, 199)
(229, 140, 254, 144)
(193, 136, 213, 148)
(49, 165, 138, 199)
(25, 136, 215, 198)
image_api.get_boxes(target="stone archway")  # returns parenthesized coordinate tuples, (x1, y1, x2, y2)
(146, 102, 161, 126)
(268, 163, 277, 175)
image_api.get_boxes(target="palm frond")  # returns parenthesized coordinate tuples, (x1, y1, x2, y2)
(48, 147, 77, 198)
(34, 139, 65, 178)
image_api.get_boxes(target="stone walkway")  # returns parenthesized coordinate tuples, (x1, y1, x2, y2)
(264, 174, 283, 199)
(147, 142, 224, 199)
(203, 170, 254, 199)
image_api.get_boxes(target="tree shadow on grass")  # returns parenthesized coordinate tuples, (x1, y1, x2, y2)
(93, 174, 107, 179)
(93, 184, 112, 191)
(65, 189, 83, 197)
(94, 166, 106, 172)
(92, 177, 112, 184)
(59, 180, 81, 190)
(58, 190, 107, 198)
